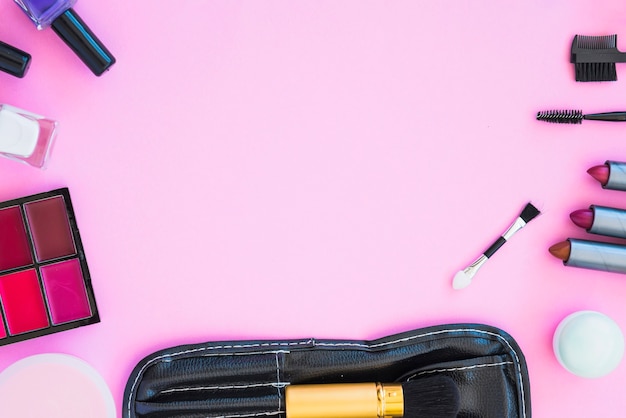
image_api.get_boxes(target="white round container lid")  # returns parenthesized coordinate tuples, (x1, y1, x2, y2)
(0, 353, 115, 418)
(553, 310, 625, 378)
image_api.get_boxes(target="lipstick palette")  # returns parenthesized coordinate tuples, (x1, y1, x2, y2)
(0, 188, 98, 346)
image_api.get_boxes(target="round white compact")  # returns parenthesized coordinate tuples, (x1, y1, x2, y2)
(553, 310, 625, 378)
(0, 353, 115, 418)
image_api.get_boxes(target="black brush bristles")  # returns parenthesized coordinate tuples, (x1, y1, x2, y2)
(403, 376, 460, 418)
(575, 62, 617, 82)
(520, 202, 541, 224)
(536, 110, 583, 124)
(571, 34, 625, 82)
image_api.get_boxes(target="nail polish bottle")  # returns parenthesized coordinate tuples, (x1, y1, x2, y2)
(13, 0, 115, 76)
(0, 104, 59, 169)
(0, 40, 31, 78)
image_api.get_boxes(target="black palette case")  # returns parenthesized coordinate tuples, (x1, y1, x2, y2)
(123, 323, 531, 418)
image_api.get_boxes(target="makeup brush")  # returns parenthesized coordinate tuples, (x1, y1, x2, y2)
(285, 375, 460, 418)
(536, 109, 626, 124)
(453, 202, 541, 290)
(570, 34, 626, 82)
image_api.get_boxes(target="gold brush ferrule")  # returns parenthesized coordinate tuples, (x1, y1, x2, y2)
(377, 383, 403, 418)
(285, 382, 404, 418)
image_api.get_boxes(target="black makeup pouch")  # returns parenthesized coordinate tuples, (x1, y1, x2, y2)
(123, 323, 531, 418)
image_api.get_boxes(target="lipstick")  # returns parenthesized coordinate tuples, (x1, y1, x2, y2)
(587, 161, 626, 191)
(570, 205, 626, 239)
(549, 238, 626, 274)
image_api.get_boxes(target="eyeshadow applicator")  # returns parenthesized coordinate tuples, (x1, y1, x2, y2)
(285, 375, 460, 418)
(453, 202, 540, 289)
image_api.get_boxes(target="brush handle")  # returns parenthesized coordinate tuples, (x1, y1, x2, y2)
(484, 237, 506, 258)
(285, 383, 403, 418)
(573, 52, 626, 63)
(584, 112, 626, 122)
(483, 217, 527, 258)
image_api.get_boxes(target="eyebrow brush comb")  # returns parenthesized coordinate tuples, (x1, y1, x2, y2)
(571, 34, 626, 82)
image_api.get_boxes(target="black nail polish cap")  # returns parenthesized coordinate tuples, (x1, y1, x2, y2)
(50, 8, 116, 76)
(0, 40, 31, 78)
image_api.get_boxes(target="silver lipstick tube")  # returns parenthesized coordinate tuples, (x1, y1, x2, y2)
(604, 161, 626, 191)
(566, 238, 626, 274)
(588, 205, 626, 238)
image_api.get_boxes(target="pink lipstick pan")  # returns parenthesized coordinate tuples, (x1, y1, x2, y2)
(0, 188, 99, 346)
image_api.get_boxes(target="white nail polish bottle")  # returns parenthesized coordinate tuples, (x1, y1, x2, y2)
(0, 104, 58, 169)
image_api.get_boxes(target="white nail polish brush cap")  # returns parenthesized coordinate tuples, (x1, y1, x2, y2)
(553, 310, 624, 378)
(0, 105, 40, 157)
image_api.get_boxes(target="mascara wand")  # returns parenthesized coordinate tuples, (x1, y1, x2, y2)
(536, 110, 626, 124)
(453, 202, 541, 290)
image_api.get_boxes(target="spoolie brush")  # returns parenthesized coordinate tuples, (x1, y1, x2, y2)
(571, 34, 626, 82)
(536, 109, 626, 124)
(453, 202, 541, 290)
(285, 375, 460, 418)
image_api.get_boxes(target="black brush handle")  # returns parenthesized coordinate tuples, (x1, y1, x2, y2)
(573, 52, 626, 63)
(484, 237, 506, 258)
(584, 112, 626, 121)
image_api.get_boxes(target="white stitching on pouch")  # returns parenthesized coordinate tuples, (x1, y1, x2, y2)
(200, 350, 291, 357)
(405, 360, 515, 380)
(161, 382, 291, 394)
(126, 328, 527, 418)
(275, 352, 282, 413)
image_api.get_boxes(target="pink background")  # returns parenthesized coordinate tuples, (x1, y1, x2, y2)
(1, 1, 626, 416)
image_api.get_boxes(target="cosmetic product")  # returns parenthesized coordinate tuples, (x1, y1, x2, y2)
(0, 353, 115, 417)
(536, 109, 626, 124)
(453, 202, 540, 289)
(285, 376, 460, 418)
(570, 205, 626, 239)
(553, 311, 624, 378)
(549, 238, 626, 274)
(588, 161, 626, 191)
(570, 34, 626, 82)
(0, 104, 58, 169)
(0, 40, 31, 78)
(13, 0, 115, 75)
(0, 188, 99, 346)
